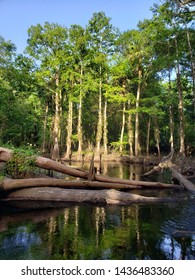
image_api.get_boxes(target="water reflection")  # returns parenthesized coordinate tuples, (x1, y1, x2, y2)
(0, 162, 195, 260)
(0, 201, 195, 260)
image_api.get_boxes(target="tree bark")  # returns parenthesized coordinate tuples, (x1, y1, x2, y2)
(175, 36, 185, 155)
(103, 99, 108, 156)
(186, 29, 195, 131)
(96, 65, 103, 159)
(77, 66, 83, 161)
(135, 67, 142, 157)
(127, 100, 134, 156)
(154, 117, 161, 159)
(167, 43, 175, 153)
(51, 72, 60, 161)
(65, 98, 73, 160)
(1, 176, 182, 191)
(2, 187, 185, 205)
(146, 117, 151, 157)
(42, 101, 49, 153)
(1, 178, 141, 191)
(171, 167, 195, 192)
(119, 102, 126, 153)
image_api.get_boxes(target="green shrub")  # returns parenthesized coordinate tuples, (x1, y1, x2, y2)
(5, 150, 36, 178)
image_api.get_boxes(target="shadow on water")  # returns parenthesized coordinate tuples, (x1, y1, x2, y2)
(0, 162, 195, 260)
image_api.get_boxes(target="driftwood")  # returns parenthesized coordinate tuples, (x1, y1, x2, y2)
(143, 151, 195, 193)
(143, 151, 174, 176)
(0, 147, 180, 189)
(2, 187, 187, 206)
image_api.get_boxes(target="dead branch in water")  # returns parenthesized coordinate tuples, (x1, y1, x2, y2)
(143, 150, 195, 193)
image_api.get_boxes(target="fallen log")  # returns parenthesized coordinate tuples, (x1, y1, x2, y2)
(1, 177, 182, 191)
(171, 167, 195, 193)
(0, 147, 181, 189)
(2, 187, 187, 205)
(94, 174, 180, 188)
(1, 178, 141, 191)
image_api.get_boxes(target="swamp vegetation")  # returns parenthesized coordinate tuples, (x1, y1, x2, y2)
(0, 0, 195, 259)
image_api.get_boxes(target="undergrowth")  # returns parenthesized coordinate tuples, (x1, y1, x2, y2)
(5, 149, 36, 178)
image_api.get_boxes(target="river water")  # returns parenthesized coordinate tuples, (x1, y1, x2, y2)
(0, 162, 195, 260)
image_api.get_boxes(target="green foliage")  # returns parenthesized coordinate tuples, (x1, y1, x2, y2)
(0, 1, 194, 156)
(5, 150, 36, 178)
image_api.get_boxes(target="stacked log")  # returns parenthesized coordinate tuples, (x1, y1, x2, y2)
(0, 147, 194, 205)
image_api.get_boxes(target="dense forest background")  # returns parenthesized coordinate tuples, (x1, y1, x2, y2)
(0, 0, 194, 161)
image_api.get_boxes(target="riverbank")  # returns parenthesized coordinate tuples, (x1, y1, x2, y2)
(67, 152, 160, 165)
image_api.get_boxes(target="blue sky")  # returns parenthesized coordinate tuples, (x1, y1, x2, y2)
(0, 0, 160, 53)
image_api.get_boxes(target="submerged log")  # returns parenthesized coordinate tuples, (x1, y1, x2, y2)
(2, 187, 186, 205)
(0, 147, 180, 189)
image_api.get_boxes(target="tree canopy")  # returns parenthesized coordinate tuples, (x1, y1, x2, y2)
(0, 0, 194, 158)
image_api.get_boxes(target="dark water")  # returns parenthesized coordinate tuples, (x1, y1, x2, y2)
(0, 162, 195, 260)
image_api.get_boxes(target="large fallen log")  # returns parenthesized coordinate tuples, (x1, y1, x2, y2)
(1, 177, 182, 191)
(2, 187, 187, 205)
(1, 178, 141, 191)
(0, 147, 180, 189)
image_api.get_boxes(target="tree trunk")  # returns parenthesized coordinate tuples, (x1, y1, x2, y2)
(2, 187, 184, 205)
(135, 67, 142, 157)
(154, 117, 161, 159)
(42, 101, 49, 153)
(96, 65, 103, 159)
(175, 36, 185, 156)
(127, 100, 134, 156)
(103, 99, 108, 156)
(146, 117, 151, 157)
(65, 98, 73, 160)
(77, 90, 83, 161)
(1, 177, 181, 191)
(168, 69, 174, 153)
(51, 73, 60, 161)
(119, 102, 126, 153)
(1, 178, 141, 191)
(186, 29, 195, 125)
(171, 167, 195, 193)
(77, 66, 83, 161)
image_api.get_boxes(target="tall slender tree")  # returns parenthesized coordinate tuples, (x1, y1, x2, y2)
(87, 12, 118, 159)
(26, 22, 69, 159)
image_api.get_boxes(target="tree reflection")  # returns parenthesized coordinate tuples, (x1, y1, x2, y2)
(0, 202, 195, 260)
